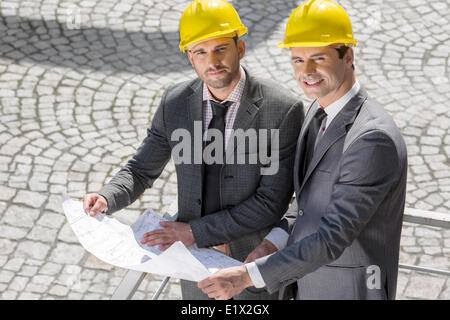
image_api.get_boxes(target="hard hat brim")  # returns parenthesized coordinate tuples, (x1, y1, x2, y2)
(180, 27, 248, 52)
(277, 39, 357, 48)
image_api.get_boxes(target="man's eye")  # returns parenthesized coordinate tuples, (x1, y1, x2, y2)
(293, 59, 303, 64)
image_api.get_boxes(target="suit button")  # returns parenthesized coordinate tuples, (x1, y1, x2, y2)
(197, 199, 202, 205)
(298, 209, 304, 216)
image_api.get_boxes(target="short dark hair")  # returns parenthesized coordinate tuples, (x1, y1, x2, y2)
(335, 45, 355, 70)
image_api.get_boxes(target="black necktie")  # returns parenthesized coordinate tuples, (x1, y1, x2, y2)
(205, 100, 232, 150)
(303, 107, 327, 177)
(202, 100, 232, 216)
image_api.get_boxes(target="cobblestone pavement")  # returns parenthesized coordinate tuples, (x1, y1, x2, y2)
(0, 0, 449, 300)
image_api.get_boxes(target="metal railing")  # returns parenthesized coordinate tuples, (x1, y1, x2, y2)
(399, 208, 450, 277)
(111, 206, 450, 300)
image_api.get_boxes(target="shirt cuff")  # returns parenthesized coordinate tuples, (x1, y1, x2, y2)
(245, 262, 266, 289)
(264, 227, 289, 250)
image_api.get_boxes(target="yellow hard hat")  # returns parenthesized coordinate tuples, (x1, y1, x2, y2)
(278, 0, 357, 48)
(179, 0, 248, 52)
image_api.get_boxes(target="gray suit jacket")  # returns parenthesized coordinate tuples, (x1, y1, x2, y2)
(98, 69, 304, 297)
(255, 87, 407, 300)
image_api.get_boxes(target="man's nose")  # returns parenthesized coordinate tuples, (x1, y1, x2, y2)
(302, 60, 316, 75)
(207, 52, 221, 68)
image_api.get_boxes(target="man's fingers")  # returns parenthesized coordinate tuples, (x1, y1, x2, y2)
(83, 195, 94, 213)
(244, 253, 257, 263)
(198, 278, 212, 289)
(159, 221, 174, 228)
(141, 236, 170, 245)
(143, 230, 168, 238)
(89, 200, 106, 217)
(141, 231, 171, 242)
(201, 284, 230, 300)
(157, 244, 173, 251)
(244, 250, 261, 263)
(244, 241, 277, 263)
(198, 278, 232, 300)
(82, 194, 108, 216)
(198, 281, 218, 296)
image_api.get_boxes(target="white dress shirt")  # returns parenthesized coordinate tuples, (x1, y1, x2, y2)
(246, 81, 361, 288)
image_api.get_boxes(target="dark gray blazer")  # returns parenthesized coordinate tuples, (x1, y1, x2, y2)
(98, 69, 304, 297)
(255, 87, 407, 300)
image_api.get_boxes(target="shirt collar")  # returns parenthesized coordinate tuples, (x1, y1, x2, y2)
(322, 81, 360, 121)
(202, 66, 246, 103)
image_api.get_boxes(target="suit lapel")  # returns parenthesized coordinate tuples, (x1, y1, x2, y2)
(293, 101, 318, 193)
(187, 79, 204, 203)
(187, 79, 203, 126)
(224, 69, 262, 162)
(298, 87, 369, 193)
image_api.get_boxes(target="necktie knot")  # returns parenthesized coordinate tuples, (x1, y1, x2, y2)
(314, 107, 327, 123)
(210, 100, 232, 117)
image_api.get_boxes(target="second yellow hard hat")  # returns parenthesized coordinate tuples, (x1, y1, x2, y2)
(179, 0, 248, 52)
(279, 0, 357, 48)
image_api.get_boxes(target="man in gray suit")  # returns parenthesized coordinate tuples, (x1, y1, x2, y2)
(82, 0, 304, 300)
(198, 0, 407, 300)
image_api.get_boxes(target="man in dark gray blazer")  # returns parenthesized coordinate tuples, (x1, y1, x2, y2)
(198, 0, 407, 300)
(82, 0, 304, 300)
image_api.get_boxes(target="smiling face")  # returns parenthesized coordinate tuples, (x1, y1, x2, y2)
(187, 37, 245, 100)
(290, 45, 355, 107)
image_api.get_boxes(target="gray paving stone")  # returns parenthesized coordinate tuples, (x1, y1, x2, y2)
(31, 274, 55, 287)
(13, 190, 47, 208)
(0, 239, 17, 255)
(0, 255, 7, 267)
(3, 257, 25, 272)
(37, 212, 66, 229)
(57, 223, 79, 243)
(18, 265, 39, 277)
(0, 225, 28, 240)
(1, 290, 18, 300)
(15, 241, 51, 260)
(25, 282, 49, 294)
(26, 225, 58, 243)
(8, 276, 29, 291)
(0, 185, 17, 201)
(17, 292, 41, 300)
(39, 262, 63, 276)
(2, 205, 40, 228)
(49, 243, 85, 264)
(403, 273, 446, 299)
(0, 270, 15, 283)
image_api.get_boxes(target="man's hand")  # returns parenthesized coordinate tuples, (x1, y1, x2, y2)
(198, 265, 253, 300)
(82, 193, 108, 217)
(140, 222, 195, 250)
(244, 239, 278, 263)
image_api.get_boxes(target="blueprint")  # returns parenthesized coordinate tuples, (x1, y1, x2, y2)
(61, 194, 242, 282)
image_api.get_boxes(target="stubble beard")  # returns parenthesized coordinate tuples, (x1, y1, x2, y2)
(204, 69, 234, 89)
(203, 61, 240, 89)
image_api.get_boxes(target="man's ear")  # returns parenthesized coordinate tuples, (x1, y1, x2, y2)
(187, 50, 194, 67)
(237, 40, 246, 60)
(345, 47, 354, 67)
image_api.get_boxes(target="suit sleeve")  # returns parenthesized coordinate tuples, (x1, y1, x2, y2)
(98, 88, 172, 214)
(190, 100, 304, 247)
(255, 130, 402, 293)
